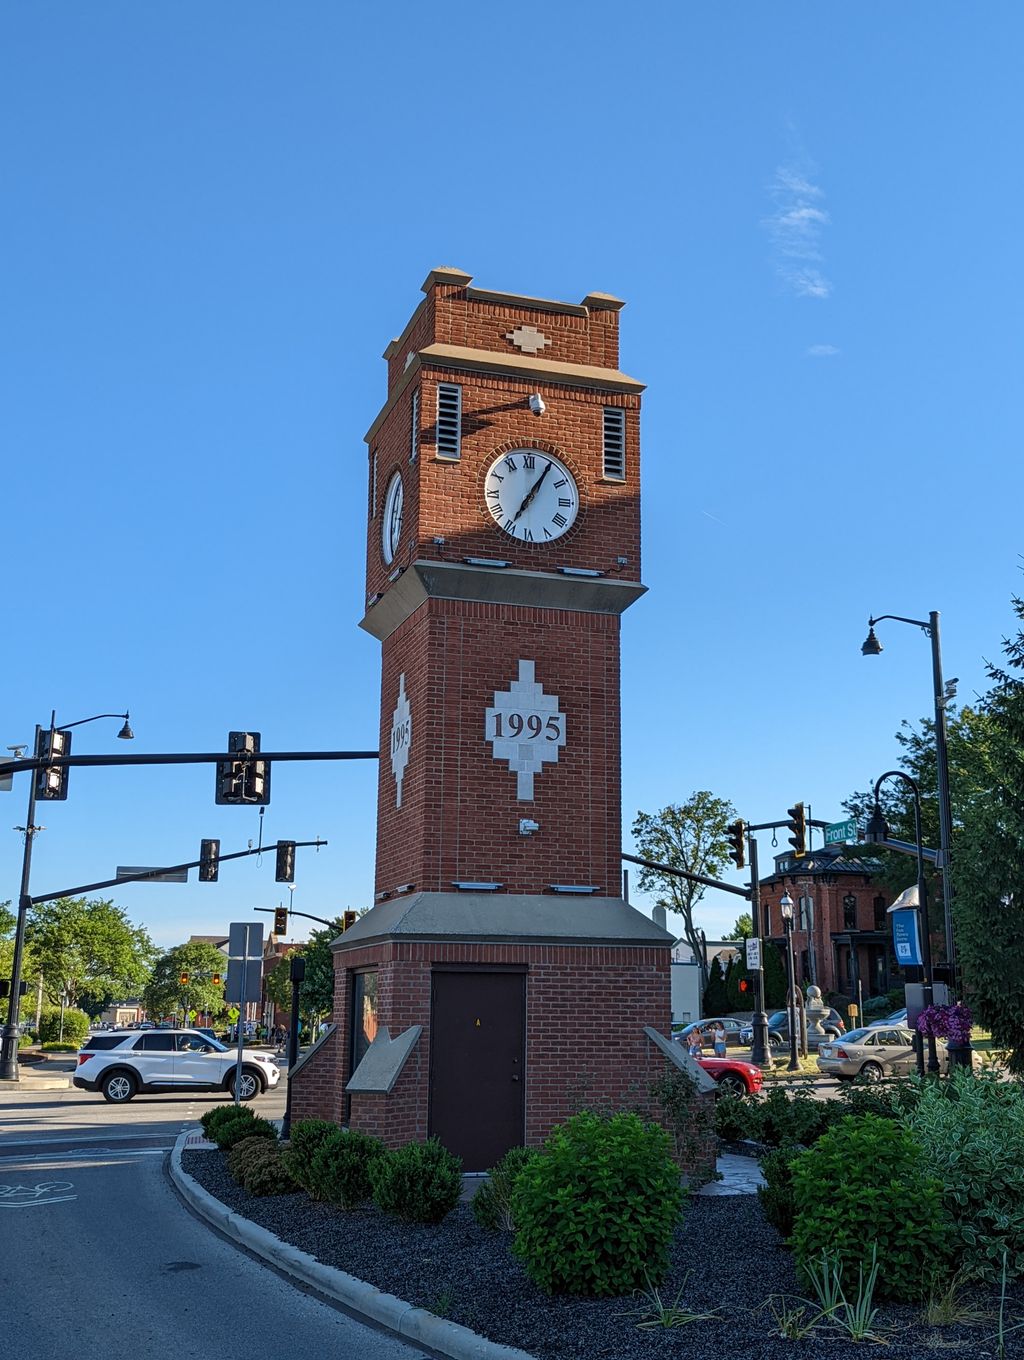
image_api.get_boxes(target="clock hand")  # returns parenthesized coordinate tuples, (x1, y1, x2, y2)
(513, 461, 552, 521)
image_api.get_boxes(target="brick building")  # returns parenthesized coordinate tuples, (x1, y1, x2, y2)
(758, 847, 897, 1001)
(289, 268, 715, 1176)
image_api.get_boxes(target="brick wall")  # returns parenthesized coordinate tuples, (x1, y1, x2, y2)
(375, 598, 622, 897)
(288, 938, 717, 1183)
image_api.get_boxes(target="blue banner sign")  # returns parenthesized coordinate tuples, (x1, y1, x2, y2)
(891, 909, 923, 967)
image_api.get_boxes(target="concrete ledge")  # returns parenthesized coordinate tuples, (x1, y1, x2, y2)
(170, 1132, 537, 1360)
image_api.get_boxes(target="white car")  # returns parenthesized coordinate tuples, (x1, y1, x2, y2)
(73, 1028, 280, 1103)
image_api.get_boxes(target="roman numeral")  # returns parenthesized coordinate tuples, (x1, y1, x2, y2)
(523, 455, 535, 469)
(504, 456, 518, 473)
(558, 497, 572, 507)
(553, 477, 568, 488)
(552, 512, 567, 528)
(522, 528, 534, 542)
(486, 489, 500, 499)
(543, 527, 552, 539)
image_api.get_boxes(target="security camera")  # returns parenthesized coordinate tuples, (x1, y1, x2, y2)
(519, 818, 541, 836)
(528, 393, 545, 416)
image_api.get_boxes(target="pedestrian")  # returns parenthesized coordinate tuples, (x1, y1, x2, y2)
(687, 1028, 703, 1058)
(713, 1022, 727, 1057)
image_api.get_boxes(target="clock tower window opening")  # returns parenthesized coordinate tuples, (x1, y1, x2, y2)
(603, 407, 626, 480)
(436, 382, 462, 460)
(409, 387, 420, 463)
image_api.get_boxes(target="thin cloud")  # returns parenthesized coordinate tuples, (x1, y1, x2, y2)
(702, 509, 727, 526)
(806, 344, 840, 357)
(764, 161, 832, 299)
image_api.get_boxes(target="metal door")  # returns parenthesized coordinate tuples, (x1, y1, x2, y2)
(429, 969, 525, 1171)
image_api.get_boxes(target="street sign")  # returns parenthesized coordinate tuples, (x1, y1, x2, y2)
(824, 818, 857, 846)
(745, 937, 761, 970)
(225, 958, 263, 1003)
(116, 865, 190, 884)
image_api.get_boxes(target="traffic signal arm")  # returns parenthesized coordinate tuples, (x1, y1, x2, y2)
(620, 853, 751, 899)
(28, 839, 328, 907)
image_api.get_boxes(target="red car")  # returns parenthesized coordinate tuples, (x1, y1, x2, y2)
(695, 1054, 763, 1097)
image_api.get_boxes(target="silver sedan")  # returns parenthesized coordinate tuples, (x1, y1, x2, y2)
(816, 1026, 917, 1081)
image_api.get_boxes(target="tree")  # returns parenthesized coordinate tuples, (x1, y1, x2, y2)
(953, 595, 1024, 1071)
(143, 941, 228, 1022)
(702, 955, 730, 1013)
(631, 793, 736, 991)
(28, 897, 155, 1012)
(263, 919, 346, 1028)
(724, 913, 753, 941)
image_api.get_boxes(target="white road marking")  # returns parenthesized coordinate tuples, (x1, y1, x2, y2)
(0, 1180, 76, 1207)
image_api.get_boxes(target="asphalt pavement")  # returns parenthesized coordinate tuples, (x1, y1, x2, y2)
(0, 1080, 428, 1360)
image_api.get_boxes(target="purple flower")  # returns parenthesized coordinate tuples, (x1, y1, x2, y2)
(917, 1002, 973, 1045)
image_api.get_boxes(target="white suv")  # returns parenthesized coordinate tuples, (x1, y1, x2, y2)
(73, 1028, 280, 1104)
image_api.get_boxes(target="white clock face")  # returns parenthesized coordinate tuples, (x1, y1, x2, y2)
(381, 472, 404, 564)
(484, 450, 579, 544)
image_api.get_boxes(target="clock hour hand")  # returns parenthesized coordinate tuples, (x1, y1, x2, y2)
(513, 460, 552, 521)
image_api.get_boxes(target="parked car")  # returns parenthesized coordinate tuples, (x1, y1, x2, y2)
(815, 1027, 917, 1081)
(739, 1008, 846, 1046)
(673, 1018, 746, 1051)
(694, 1055, 763, 1097)
(868, 1007, 908, 1028)
(73, 1028, 280, 1103)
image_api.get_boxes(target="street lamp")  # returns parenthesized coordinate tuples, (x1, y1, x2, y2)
(779, 891, 800, 1072)
(1, 710, 133, 1082)
(861, 612, 956, 979)
(864, 770, 940, 1075)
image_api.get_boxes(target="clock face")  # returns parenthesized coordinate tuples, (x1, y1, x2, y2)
(484, 450, 579, 543)
(381, 472, 404, 564)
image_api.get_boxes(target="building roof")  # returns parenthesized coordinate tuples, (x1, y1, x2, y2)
(761, 847, 885, 884)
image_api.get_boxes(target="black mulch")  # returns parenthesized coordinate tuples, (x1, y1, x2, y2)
(181, 1149, 1022, 1360)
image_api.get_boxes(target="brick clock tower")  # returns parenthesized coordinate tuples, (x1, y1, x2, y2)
(290, 268, 688, 1173)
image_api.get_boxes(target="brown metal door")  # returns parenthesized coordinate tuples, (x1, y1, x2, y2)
(429, 969, 525, 1171)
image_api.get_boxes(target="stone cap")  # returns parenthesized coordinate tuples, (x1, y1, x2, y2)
(420, 265, 473, 291)
(644, 1026, 719, 1094)
(345, 1024, 422, 1094)
(332, 892, 675, 951)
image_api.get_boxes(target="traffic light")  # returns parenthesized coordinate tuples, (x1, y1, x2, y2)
(211, 972, 222, 987)
(275, 841, 296, 883)
(215, 731, 271, 805)
(179, 972, 189, 986)
(199, 838, 220, 882)
(787, 802, 807, 857)
(342, 910, 358, 932)
(725, 819, 746, 869)
(274, 907, 289, 934)
(35, 727, 72, 801)
(738, 978, 750, 994)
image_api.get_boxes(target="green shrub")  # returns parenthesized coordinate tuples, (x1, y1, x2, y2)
(512, 1110, 685, 1297)
(40, 1042, 78, 1052)
(714, 1091, 754, 1142)
(214, 1113, 277, 1150)
(308, 1128, 386, 1209)
(834, 1077, 922, 1122)
(471, 1146, 536, 1231)
(228, 1135, 279, 1183)
(908, 1069, 1024, 1281)
(39, 1007, 90, 1046)
(201, 1104, 251, 1139)
(759, 1087, 842, 1148)
(282, 1119, 339, 1198)
(791, 1114, 949, 1300)
(757, 1145, 803, 1239)
(369, 1137, 462, 1224)
(243, 1147, 298, 1197)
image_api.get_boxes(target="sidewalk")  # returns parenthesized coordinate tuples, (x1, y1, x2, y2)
(2, 1053, 75, 1091)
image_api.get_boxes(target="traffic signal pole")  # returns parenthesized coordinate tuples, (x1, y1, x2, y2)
(746, 835, 771, 1067)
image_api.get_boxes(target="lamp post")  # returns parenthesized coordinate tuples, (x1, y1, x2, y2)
(865, 770, 940, 1075)
(779, 891, 800, 1071)
(1, 710, 133, 1082)
(862, 613, 956, 979)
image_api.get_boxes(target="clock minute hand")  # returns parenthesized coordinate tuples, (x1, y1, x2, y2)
(513, 460, 553, 521)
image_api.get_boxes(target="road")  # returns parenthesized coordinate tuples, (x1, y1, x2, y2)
(0, 1079, 428, 1360)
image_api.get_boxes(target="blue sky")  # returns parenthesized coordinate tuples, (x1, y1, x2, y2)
(2, 3, 1020, 950)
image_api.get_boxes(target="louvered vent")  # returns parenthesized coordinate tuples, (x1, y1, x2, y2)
(410, 388, 420, 463)
(603, 408, 626, 479)
(436, 383, 462, 460)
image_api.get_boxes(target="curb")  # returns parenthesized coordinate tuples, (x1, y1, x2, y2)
(170, 1132, 536, 1360)
(3, 1076, 72, 1091)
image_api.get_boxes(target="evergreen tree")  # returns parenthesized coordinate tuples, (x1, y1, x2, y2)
(702, 955, 729, 1013)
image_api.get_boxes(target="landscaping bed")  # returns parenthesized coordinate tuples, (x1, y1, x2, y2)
(181, 1147, 1021, 1359)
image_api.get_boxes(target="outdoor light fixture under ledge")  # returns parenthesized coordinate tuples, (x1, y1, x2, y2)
(374, 890, 391, 902)
(461, 557, 510, 569)
(557, 566, 604, 578)
(367, 592, 383, 607)
(388, 566, 405, 582)
(393, 882, 416, 895)
(549, 884, 600, 895)
(452, 881, 503, 891)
